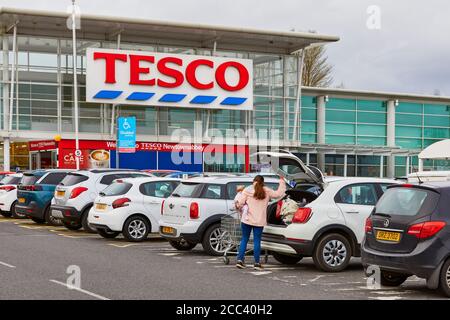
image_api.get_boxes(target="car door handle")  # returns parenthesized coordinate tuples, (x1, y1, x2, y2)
(345, 210, 359, 214)
(149, 201, 159, 204)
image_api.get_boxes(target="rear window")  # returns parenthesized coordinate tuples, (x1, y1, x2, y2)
(20, 174, 39, 186)
(39, 172, 69, 185)
(0, 176, 21, 185)
(172, 182, 204, 198)
(100, 182, 132, 196)
(60, 173, 89, 186)
(375, 187, 439, 217)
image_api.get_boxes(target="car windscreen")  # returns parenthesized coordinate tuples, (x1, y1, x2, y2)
(60, 173, 89, 186)
(172, 182, 203, 198)
(100, 182, 133, 196)
(0, 176, 21, 185)
(375, 187, 439, 217)
(39, 172, 69, 185)
(20, 174, 39, 186)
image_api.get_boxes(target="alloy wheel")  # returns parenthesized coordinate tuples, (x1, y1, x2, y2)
(322, 240, 347, 267)
(128, 220, 146, 239)
(446, 265, 450, 288)
(209, 227, 232, 254)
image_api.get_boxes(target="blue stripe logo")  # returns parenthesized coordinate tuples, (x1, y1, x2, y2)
(190, 95, 217, 104)
(220, 97, 247, 106)
(94, 90, 122, 99)
(127, 92, 155, 101)
(159, 94, 187, 103)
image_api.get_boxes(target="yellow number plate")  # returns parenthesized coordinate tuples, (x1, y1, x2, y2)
(376, 230, 401, 242)
(18, 198, 25, 203)
(162, 227, 174, 234)
(56, 191, 65, 197)
(95, 203, 107, 210)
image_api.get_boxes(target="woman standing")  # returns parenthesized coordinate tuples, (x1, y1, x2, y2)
(236, 175, 286, 270)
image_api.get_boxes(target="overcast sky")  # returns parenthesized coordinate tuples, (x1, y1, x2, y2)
(2, 0, 450, 96)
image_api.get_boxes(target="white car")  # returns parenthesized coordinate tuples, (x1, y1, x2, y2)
(258, 151, 399, 272)
(159, 175, 282, 256)
(0, 173, 23, 218)
(88, 177, 180, 241)
(51, 169, 152, 232)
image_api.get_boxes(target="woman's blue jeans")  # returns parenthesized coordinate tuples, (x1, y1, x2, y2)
(237, 222, 264, 263)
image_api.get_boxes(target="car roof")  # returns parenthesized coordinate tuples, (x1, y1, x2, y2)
(181, 176, 280, 184)
(119, 177, 181, 184)
(327, 177, 398, 186)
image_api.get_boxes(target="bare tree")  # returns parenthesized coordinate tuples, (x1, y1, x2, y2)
(301, 45, 333, 87)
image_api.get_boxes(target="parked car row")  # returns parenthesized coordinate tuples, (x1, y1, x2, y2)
(0, 153, 449, 297)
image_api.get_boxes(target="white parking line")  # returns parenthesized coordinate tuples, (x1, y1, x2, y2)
(0, 261, 16, 268)
(49, 280, 110, 300)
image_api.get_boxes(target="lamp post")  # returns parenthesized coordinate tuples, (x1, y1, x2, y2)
(70, 0, 80, 170)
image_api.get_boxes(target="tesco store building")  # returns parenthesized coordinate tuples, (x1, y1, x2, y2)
(1, 8, 450, 177)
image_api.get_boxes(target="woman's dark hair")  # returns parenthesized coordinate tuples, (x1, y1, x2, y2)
(253, 175, 266, 200)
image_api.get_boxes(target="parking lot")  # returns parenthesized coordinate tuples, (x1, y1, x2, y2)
(0, 216, 445, 300)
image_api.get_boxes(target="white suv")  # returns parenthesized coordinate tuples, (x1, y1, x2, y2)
(159, 175, 282, 256)
(0, 173, 23, 218)
(258, 151, 398, 272)
(88, 177, 180, 241)
(51, 170, 151, 232)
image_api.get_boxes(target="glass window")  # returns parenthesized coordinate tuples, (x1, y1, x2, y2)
(60, 173, 89, 186)
(396, 113, 422, 126)
(99, 174, 119, 185)
(101, 182, 132, 196)
(357, 112, 386, 124)
(140, 181, 178, 198)
(336, 183, 377, 206)
(226, 182, 253, 200)
(326, 98, 356, 111)
(172, 182, 203, 198)
(424, 104, 450, 116)
(202, 184, 224, 199)
(357, 100, 386, 112)
(326, 110, 356, 123)
(0, 176, 21, 185)
(396, 102, 423, 114)
(376, 187, 438, 216)
(39, 172, 69, 185)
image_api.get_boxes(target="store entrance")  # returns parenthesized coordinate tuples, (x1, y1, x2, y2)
(30, 150, 57, 170)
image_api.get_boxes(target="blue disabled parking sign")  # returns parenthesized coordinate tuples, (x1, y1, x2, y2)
(118, 116, 136, 153)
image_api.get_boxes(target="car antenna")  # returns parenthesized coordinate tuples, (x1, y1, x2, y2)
(410, 160, 423, 184)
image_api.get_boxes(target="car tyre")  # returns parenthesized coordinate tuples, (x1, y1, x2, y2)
(81, 208, 96, 233)
(62, 221, 82, 231)
(44, 206, 63, 226)
(0, 210, 12, 218)
(380, 270, 408, 287)
(202, 223, 231, 256)
(11, 202, 26, 219)
(30, 217, 46, 224)
(97, 229, 120, 239)
(439, 259, 450, 297)
(272, 252, 303, 265)
(313, 233, 352, 272)
(122, 216, 150, 242)
(169, 239, 197, 251)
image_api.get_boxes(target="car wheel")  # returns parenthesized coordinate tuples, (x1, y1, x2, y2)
(169, 239, 197, 251)
(380, 270, 408, 287)
(11, 202, 26, 219)
(439, 259, 450, 297)
(97, 229, 120, 239)
(81, 209, 96, 233)
(313, 233, 352, 272)
(272, 252, 303, 265)
(202, 223, 232, 256)
(30, 217, 46, 224)
(62, 221, 82, 231)
(123, 216, 150, 242)
(0, 210, 12, 218)
(44, 206, 63, 226)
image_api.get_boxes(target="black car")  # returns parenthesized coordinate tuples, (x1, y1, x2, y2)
(361, 182, 450, 297)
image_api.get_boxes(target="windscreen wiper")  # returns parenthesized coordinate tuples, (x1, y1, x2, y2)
(372, 212, 391, 218)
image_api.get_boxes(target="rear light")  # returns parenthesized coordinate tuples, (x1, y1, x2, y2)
(292, 207, 312, 224)
(20, 185, 40, 191)
(161, 200, 165, 215)
(0, 186, 16, 192)
(112, 198, 131, 209)
(190, 202, 199, 219)
(275, 200, 283, 219)
(407, 221, 446, 239)
(365, 218, 373, 233)
(69, 187, 88, 199)
(402, 184, 414, 188)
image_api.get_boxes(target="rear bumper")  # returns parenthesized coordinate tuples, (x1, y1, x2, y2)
(261, 233, 314, 256)
(361, 238, 446, 279)
(16, 202, 44, 219)
(159, 220, 203, 243)
(88, 208, 127, 232)
(51, 205, 82, 225)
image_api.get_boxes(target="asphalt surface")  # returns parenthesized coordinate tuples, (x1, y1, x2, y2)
(0, 216, 447, 300)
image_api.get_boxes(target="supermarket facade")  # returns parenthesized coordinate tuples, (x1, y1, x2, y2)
(1, 7, 450, 177)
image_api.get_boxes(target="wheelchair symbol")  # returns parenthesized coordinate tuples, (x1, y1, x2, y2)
(122, 119, 131, 130)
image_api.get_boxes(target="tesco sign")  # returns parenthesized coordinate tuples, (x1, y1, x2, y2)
(86, 48, 253, 110)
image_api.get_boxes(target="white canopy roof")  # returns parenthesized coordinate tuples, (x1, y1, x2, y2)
(419, 139, 450, 160)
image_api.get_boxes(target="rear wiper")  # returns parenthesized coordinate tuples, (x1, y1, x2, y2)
(99, 192, 106, 197)
(171, 193, 180, 197)
(372, 212, 391, 218)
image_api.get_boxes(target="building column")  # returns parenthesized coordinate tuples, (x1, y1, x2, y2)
(317, 95, 326, 172)
(2, 33, 11, 171)
(386, 100, 396, 178)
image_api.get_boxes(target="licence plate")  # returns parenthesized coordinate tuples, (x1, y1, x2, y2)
(56, 190, 65, 197)
(162, 227, 175, 235)
(52, 210, 64, 219)
(376, 230, 401, 242)
(18, 198, 25, 203)
(95, 203, 107, 211)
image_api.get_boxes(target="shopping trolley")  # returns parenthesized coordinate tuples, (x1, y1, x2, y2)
(220, 213, 268, 265)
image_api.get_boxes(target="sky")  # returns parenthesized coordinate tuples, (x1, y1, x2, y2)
(1, 0, 450, 96)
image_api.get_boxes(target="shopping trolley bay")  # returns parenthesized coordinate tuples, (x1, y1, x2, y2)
(0, 217, 445, 300)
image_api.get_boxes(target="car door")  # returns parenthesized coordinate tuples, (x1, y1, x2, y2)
(335, 183, 379, 243)
(254, 151, 324, 188)
(225, 181, 253, 218)
(141, 180, 179, 223)
(199, 184, 228, 219)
